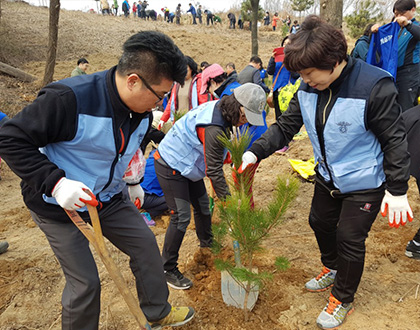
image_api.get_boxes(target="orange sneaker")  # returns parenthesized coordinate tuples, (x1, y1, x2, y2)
(305, 266, 336, 292)
(316, 294, 354, 329)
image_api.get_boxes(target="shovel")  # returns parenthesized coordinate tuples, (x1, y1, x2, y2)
(64, 192, 151, 330)
(221, 239, 259, 311)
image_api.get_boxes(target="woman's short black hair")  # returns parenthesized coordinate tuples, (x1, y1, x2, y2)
(218, 93, 242, 126)
(363, 23, 374, 37)
(185, 56, 198, 76)
(284, 15, 347, 73)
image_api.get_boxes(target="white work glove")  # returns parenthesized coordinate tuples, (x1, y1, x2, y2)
(238, 151, 258, 173)
(157, 120, 165, 131)
(52, 177, 97, 210)
(128, 184, 145, 209)
(380, 190, 413, 228)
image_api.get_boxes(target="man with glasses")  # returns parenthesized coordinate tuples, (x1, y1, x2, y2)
(0, 31, 194, 330)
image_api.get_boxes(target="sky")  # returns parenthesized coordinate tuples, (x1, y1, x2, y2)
(26, 0, 238, 14)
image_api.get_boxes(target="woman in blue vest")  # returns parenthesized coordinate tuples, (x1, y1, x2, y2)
(239, 16, 412, 329)
(154, 83, 266, 290)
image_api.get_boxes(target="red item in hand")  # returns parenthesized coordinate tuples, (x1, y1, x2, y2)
(274, 47, 285, 62)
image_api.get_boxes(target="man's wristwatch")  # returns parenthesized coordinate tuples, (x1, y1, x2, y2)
(406, 20, 413, 27)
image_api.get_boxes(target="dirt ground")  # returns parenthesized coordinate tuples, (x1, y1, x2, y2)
(1, 2, 420, 329)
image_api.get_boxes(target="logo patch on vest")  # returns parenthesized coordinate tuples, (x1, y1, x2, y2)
(337, 121, 352, 133)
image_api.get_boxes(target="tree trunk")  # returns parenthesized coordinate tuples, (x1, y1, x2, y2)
(250, 0, 259, 56)
(43, 0, 60, 86)
(319, 0, 343, 29)
(0, 62, 37, 82)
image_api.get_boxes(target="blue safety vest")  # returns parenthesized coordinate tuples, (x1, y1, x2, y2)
(41, 70, 149, 209)
(158, 101, 228, 181)
(299, 60, 389, 193)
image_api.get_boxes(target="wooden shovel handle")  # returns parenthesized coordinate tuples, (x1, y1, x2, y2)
(65, 207, 151, 330)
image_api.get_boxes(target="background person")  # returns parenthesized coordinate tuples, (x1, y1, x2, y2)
(158, 56, 201, 128)
(237, 56, 270, 93)
(266, 36, 299, 120)
(187, 3, 197, 24)
(351, 23, 375, 62)
(71, 58, 89, 77)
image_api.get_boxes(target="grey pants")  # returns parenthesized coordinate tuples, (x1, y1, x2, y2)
(31, 195, 171, 330)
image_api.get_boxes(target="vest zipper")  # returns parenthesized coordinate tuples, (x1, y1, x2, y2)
(102, 112, 131, 193)
(322, 88, 332, 125)
(320, 88, 335, 182)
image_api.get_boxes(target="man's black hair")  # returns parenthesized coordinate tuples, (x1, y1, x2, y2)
(250, 56, 262, 65)
(117, 31, 187, 85)
(77, 58, 89, 65)
(393, 0, 416, 13)
(185, 56, 198, 76)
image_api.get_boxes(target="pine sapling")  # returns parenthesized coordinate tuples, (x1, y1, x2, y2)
(214, 128, 299, 320)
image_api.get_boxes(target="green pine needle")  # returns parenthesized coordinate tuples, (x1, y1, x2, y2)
(275, 256, 291, 271)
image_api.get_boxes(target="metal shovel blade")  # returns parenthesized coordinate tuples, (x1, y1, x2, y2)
(221, 270, 259, 311)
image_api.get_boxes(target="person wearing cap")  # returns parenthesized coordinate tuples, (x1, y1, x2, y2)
(239, 15, 411, 329)
(153, 83, 266, 290)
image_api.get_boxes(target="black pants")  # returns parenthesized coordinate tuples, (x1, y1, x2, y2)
(396, 64, 420, 112)
(273, 89, 281, 120)
(309, 182, 384, 303)
(154, 159, 212, 271)
(143, 193, 168, 217)
(31, 195, 171, 329)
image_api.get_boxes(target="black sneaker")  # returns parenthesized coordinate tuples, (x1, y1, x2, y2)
(165, 268, 193, 290)
(405, 240, 420, 260)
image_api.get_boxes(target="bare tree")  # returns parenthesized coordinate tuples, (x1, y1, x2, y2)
(251, 0, 259, 56)
(320, 0, 343, 28)
(263, 0, 283, 13)
(43, 0, 60, 86)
